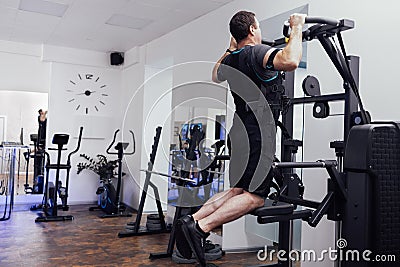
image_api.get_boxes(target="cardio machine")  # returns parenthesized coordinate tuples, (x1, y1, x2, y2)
(89, 129, 135, 218)
(35, 127, 83, 222)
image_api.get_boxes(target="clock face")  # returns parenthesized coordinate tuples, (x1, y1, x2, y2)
(66, 73, 109, 115)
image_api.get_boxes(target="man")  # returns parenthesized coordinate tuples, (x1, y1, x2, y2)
(176, 11, 305, 266)
(37, 109, 47, 150)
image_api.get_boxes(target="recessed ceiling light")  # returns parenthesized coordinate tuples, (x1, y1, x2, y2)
(19, 0, 68, 17)
(106, 14, 153, 30)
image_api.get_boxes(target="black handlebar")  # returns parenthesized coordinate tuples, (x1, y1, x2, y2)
(283, 16, 340, 38)
(106, 129, 120, 154)
(305, 17, 339, 25)
(106, 129, 135, 155)
(67, 126, 83, 163)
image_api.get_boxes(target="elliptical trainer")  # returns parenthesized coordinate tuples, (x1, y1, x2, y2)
(35, 127, 83, 222)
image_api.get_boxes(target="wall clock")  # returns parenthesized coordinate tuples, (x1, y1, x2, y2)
(66, 73, 109, 115)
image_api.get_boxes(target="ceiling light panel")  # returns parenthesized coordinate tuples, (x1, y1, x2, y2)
(0, 0, 20, 9)
(106, 14, 153, 30)
(209, 0, 234, 4)
(174, 0, 223, 13)
(18, 0, 69, 17)
(121, 1, 170, 20)
(0, 6, 17, 23)
(135, 0, 184, 9)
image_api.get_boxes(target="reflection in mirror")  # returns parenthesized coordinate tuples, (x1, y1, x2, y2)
(169, 105, 227, 205)
(0, 91, 48, 197)
(167, 81, 228, 242)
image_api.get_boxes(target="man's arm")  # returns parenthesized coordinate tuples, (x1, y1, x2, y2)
(212, 37, 237, 83)
(39, 110, 47, 122)
(263, 13, 306, 71)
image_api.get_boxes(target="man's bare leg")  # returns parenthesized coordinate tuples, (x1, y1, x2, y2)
(192, 187, 243, 221)
(197, 191, 264, 233)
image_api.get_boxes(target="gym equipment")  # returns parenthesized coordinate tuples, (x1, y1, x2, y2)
(118, 126, 170, 237)
(147, 140, 227, 262)
(0, 144, 29, 221)
(90, 129, 135, 218)
(140, 169, 196, 183)
(302, 75, 320, 96)
(313, 101, 330, 118)
(249, 16, 357, 267)
(35, 127, 83, 222)
(342, 123, 400, 266)
(24, 134, 45, 194)
(119, 127, 199, 238)
(250, 16, 399, 267)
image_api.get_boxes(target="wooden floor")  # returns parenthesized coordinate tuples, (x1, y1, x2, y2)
(0, 204, 276, 267)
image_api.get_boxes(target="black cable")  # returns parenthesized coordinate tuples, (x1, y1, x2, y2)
(337, 33, 350, 70)
(332, 37, 369, 123)
(300, 93, 305, 182)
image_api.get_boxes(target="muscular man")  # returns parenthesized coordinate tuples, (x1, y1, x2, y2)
(176, 11, 305, 266)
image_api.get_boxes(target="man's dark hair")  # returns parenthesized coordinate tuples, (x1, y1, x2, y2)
(229, 11, 256, 43)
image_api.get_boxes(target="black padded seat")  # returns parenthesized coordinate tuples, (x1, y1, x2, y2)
(52, 134, 69, 145)
(251, 199, 294, 217)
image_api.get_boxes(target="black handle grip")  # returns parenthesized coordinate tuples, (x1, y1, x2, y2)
(262, 38, 287, 47)
(125, 130, 136, 155)
(106, 129, 136, 155)
(67, 126, 83, 163)
(106, 129, 120, 155)
(283, 16, 340, 38)
(305, 17, 339, 26)
(283, 21, 290, 38)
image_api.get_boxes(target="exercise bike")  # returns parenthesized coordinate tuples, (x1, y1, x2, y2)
(89, 129, 135, 218)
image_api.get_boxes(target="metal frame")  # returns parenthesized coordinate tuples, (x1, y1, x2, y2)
(254, 18, 360, 267)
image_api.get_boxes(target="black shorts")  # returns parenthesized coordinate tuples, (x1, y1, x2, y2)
(227, 112, 275, 197)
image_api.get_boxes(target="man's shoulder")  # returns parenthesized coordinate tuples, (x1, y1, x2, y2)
(252, 44, 272, 55)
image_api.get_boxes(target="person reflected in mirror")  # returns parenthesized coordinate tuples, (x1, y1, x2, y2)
(37, 109, 47, 150)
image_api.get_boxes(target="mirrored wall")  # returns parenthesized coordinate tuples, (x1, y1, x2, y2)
(168, 80, 228, 215)
(0, 91, 48, 197)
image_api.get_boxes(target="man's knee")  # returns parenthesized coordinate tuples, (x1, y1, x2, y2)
(230, 187, 244, 195)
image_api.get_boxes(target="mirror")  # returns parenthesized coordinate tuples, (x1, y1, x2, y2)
(169, 105, 227, 201)
(167, 80, 228, 233)
(0, 90, 48, 197)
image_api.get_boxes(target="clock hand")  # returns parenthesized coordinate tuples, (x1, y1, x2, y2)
(76, 90, 96, 96)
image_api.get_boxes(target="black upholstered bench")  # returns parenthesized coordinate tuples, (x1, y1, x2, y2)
(251, 199, 313, 224)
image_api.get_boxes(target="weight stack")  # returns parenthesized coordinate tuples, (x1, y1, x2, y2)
(146, 213, 163, 231)
(343, 122, 400, 267)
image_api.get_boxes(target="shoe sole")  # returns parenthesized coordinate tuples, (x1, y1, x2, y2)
(173, 249, 223, 264)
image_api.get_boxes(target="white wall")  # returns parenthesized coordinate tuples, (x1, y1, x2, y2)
(0, 41, 50, 93)
(0, 41, 50, 144)
(0, 40, 129, 205)
(0, 91, 48, 143)
(120, 46, 146, 210)
(48, 61, 123, 204)
(139, 63, 172, 212)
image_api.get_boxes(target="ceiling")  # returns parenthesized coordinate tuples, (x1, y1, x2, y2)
(0, 0, 234, 53)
